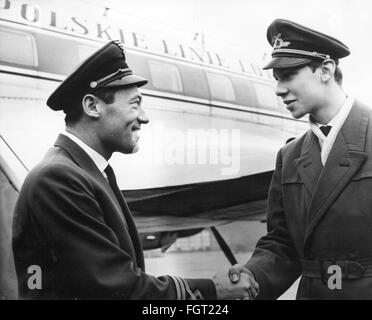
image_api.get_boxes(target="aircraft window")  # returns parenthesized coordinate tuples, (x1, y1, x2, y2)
(78, 44, 99, 62)
(231, 77, 256, 107)
(252, 82, 279, 111)
(126, 53, 151, 88)
(36, 35, 79, 75)
(178, 65, 209, 100)
(0, 28, 37, 67)
(149, 60, 183, 92)
(206, 72, 235, 102)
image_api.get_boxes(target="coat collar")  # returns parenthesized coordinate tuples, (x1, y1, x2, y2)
(54, 134, 145, 269)
(54, 134, 109, 187)
(54, 134, 130, 230)
(303, 101, 369, 246)
(62, 131, 108, 174)
(294, 131, 323, 196)
(54, 134, 132, 226)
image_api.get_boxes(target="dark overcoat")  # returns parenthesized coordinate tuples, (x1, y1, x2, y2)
(246, 101, 372, 299)
(12, 134, 215, 299)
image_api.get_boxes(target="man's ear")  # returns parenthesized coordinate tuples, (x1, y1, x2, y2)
(81, 94, 101, 119)
(320, 59, 336, 82)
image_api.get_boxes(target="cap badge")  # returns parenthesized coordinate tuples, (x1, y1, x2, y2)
(273, 33, 290, 49)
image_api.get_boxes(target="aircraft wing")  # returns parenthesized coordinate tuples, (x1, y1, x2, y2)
(124, 170, 272, 233)
(124, 171, 272, 253)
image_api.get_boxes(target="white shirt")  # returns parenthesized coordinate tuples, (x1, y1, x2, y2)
(62, 130, 109, 176)
(309, 95, 354, 165)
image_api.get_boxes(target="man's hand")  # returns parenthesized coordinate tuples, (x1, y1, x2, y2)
(228, 264, 259, 299)
(212, 265, 259, 300)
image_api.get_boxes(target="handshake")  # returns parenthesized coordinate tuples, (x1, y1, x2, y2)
(212, 264, 259, 300)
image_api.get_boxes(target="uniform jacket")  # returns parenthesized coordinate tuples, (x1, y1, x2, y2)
(12, 134, 215, 299)
(246, 100, 372, 299)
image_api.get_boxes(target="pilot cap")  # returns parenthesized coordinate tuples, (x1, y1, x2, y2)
(263, 19, 350, 70)
(47, 40, 148, 112)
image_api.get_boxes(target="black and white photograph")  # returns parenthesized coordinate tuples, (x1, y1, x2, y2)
(1, 0, 372, 303)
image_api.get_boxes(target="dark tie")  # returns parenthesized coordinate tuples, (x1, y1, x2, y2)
(104, 164, 124, 205)
(104, 165, 144, 268)
(320, 125, 332, 137)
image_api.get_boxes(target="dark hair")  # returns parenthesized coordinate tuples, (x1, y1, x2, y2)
(64, 101, 84, 126)
(64, 87, 119, 126)
(307, 60, 343, 85)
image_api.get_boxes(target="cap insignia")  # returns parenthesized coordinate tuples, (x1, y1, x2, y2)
(273, 33, 290, 49)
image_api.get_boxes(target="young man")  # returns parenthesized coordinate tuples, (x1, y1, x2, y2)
(12, 40, 257, 299)
(230, 19, 372, 299)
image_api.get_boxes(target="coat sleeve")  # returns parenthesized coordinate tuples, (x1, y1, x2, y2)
(245, 148, 301, 299)
(14, 162, 215, 299)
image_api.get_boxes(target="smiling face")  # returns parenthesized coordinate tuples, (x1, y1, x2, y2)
(274, 64, 324, 119)
(98, 85, 149, 155)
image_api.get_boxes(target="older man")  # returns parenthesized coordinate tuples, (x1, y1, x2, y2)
(12, 40, 256, 299)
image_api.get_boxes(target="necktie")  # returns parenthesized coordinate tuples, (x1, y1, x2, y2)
(320, 125, 332, 137)
(104, 165, 144, 268)
(104, 164, 124, 204)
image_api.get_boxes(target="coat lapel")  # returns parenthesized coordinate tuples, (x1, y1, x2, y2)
(54, 135, 109, 189)
(119, 197, 145, 269)
(294, 131, 323, 196)
(304, 102, 368, 245)
(54, 135, 125, 222)
(54, 134, 144, 268)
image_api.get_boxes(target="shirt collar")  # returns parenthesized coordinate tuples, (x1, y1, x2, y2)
(62, 130, 108, 173)
(310, 95, 354, 137)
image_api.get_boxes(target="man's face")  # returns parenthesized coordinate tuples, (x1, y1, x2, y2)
(273, 65, 323, 119)
(99, 85, 149, 154)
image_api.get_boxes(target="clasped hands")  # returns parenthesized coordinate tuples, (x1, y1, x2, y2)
(212, 264, 259, 300)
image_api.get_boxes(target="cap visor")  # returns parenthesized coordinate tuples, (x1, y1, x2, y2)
(104, 74, 148, 88)
(263, 57, 313, 70)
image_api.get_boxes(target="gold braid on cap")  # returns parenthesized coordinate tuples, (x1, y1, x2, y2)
(273, 48, 330, 60)
(90, 68, 132, 89)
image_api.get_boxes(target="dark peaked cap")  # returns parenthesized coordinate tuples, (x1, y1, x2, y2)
(47, 40, 148, 112)
(263, 19, 350, 70)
